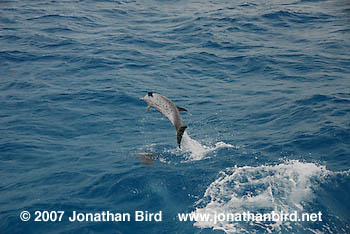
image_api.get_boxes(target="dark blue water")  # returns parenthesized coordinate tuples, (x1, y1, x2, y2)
(1, 0, 350, 233)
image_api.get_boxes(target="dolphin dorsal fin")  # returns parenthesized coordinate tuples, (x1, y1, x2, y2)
(177, 106, 187, 112)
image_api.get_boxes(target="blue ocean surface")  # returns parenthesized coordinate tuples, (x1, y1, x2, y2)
(1, 0, 350, 233)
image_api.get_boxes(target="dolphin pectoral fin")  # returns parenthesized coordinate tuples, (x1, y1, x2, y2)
(146, 105, 151, 112)
(177, 126, 188, 148)
(177, 106, 187, 112)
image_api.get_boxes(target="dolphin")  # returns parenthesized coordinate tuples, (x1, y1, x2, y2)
(140, 92, 188, 148)
(134, 152, 159, 165)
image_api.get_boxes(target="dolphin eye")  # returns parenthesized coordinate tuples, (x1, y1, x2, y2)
(148, 92, 153, 97)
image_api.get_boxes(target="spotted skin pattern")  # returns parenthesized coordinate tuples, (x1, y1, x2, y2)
(140, 92, 187, 148)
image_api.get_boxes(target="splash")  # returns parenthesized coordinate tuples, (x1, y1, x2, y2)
(193, 160, 331, 233)
(180, 132, 237, 161)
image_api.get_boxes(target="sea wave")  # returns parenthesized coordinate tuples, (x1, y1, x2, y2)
(193, 160, 350, 233)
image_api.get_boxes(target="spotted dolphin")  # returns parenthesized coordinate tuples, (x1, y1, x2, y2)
(140, 92, 188, 148)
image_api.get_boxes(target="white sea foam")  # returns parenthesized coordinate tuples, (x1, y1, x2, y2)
(193, 160, 330, 233)
(140, 133, 236, 164)
(180, 132, 237, 161)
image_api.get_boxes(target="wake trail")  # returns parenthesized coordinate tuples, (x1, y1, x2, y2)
(181, 132, 236, 161)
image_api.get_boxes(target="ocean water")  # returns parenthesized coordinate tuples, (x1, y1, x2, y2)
(1, 0, 350, 233)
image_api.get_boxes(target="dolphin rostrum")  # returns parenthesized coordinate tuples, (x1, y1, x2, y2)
(140, 92, 188, 148)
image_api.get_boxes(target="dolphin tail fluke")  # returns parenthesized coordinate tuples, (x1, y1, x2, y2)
(177, 126, 187, 148)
